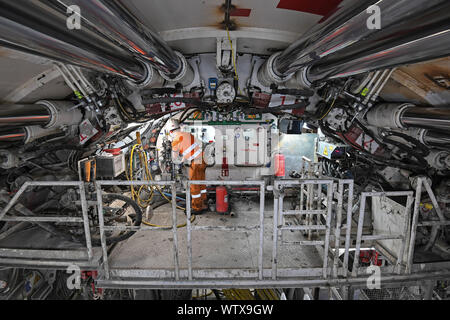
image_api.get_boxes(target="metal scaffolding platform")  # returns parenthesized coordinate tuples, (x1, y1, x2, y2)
(0, 178, 449, 294)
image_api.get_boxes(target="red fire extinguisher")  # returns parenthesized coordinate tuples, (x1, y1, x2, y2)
(274, 153, 286, 177)
(216, 186, 229, 214)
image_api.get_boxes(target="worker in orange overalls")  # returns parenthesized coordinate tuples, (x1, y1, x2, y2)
(168, 120, 208, 214)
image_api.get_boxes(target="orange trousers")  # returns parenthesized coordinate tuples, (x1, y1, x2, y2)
(189, 158, 207, 212)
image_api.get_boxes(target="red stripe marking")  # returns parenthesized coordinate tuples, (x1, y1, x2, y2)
(335, 70, 362, 77)
(0, 116, 50, 121)
(230, 8, 252, 17)
(362, 49, 396, 61)
(277, 0, 343, 17)
(0, 133, 25, 140)
(322, 25, 349, 43)
(320, 43, 341, 57)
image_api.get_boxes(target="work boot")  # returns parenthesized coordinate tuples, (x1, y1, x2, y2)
(191, 205, 209, 215)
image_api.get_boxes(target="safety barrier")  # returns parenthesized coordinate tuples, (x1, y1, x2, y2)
(0, 181, 99, 268)
(0, 178, 449, 293)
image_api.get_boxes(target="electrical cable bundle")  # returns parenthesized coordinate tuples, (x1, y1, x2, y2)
(127, 133, 195, 229)
(320, 116, 430, 173)
(128, 142, 154, 208)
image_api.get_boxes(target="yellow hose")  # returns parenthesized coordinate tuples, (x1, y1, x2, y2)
(142, 170, 195, 228)
(128, 135, 194, 229)
(226, 27, 243, 96)
(129, 143, 154, 208)
(223, 289, 255, 300)
(116, 98, 133, 121)
(222, 289, 279, 300)
(319, 95, 338, 121)
(148, 170, 186, 211)
(192, 290, 213, 299)
(142, 213, 195, 229)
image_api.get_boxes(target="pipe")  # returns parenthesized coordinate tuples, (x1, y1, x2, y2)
(0, 101, 83, 149)
(366, 103, 450, 133)
(0, 100, 84, 130)
(402, 107, 450, 133)
(23, 126, 63, 144)
(260, 0, 450, 86)
(0, 0, 149, 83)
(311, 1, 450, 74)
(272, 0, 378, 76)
(0, 125, 69, 149)
(407, 128, 450, 150)
(36, 100, 83, 130)
(0, 128, 27, 143)
(0, 104, 51, 127)
(56, 0, 183, 77)
(422, 131, 450, 149)
(307, 29, 450, 82)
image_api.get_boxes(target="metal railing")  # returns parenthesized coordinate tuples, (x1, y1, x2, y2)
(94, 180, 179, 280)
(407, 177, 450, 273)
(0, 181, 97, 268)
(332, 180, 355, 279)
(351, 191, 414, 276)
(299, 156, 323, 178)
(0, 177, 449, 294)
(185, 180, 266, 281)
(273, 179, 335, 279)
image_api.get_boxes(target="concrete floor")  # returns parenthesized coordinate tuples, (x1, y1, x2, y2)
(109, 197, 323, 270)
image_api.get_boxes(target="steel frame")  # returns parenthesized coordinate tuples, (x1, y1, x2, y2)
(299, 156, 323, 179)
(0, 181, 97, 268)
(94, 180, 179, 280)
(274, 179, 356, 281)
(185, 180, 266, 281)
(407, 177, 450, 273)
(273, 179, 335, 279)
(0, 178, 449, 295)
(351, 191, 414, 276)
(95, 269, 450, 290)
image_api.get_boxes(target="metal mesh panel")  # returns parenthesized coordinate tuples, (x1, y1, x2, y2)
(362, 286, 423, 300)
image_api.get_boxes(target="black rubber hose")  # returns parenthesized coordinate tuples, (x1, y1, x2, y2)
(91, 193, 143, 246)
(337, 127, 426, 172)
(243, 102, 308, 114)
(270, 87, 315, 97)
(354, 118, 388, 149)
(381, 135, 428, 167)
(383, 130, 430, 157)
(141, 97, 212, 109)
(339, 119, 428, 171)
(180, 109, 201, 124)
(318, 120, 342, 141)
(141, 88, 180, 96)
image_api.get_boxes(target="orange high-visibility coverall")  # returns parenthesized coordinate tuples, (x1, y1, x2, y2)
(171, 132, 207, 212)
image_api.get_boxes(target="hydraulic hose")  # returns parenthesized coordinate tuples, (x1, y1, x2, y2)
(127, 132, 193, 229)
(141, 198, 195, 229)
(141, 97, 212, 109)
